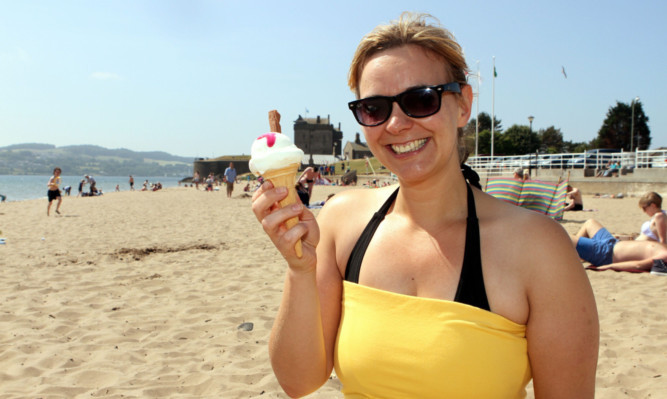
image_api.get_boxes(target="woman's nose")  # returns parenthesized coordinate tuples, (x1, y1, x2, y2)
(384, 102, 412, 134)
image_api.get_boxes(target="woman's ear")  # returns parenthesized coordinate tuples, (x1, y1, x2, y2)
(457, 84, 473, 128)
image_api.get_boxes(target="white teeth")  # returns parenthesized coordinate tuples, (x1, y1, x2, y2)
(391, 139, 427, 154)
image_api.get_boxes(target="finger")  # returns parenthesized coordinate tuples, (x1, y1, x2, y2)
(251, 180, 273, 201)
(296, 208, 319, 248)
(261, 205, 308, 258)
(280, 218, 307, 251)
(251, 185, 289, 222)
(261, 202, 304, 235)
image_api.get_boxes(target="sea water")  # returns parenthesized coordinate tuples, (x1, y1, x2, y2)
(0, 175, 185, 202)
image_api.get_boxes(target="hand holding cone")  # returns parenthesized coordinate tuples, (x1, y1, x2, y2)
(259, 110, 302, 257)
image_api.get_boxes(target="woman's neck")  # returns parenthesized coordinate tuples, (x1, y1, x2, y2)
(392, 170, 469, 229)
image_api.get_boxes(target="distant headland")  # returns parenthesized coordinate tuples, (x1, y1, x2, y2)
(0, 143, 193, 177)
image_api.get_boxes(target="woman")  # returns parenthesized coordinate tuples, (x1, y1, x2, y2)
(636, 192, 666, 244)
(252, 13, 598, 398)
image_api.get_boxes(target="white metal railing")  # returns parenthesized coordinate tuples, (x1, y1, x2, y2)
(467, 149, 667, 175)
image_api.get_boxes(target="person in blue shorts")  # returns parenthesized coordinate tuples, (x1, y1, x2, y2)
(571, 219, 667, 275)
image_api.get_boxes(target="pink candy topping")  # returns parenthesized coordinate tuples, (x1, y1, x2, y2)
(258, 133, 276, 147)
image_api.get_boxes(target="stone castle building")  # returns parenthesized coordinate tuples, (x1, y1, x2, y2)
(293, 114, 343, 161)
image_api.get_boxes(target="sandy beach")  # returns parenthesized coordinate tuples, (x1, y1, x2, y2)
(0, 182, 665, 398)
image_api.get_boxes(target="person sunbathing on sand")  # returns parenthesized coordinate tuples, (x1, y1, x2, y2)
(571, 218, 667, 275)
(635, 192, 666, 244)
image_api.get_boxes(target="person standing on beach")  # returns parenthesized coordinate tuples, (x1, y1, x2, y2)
(193, 171, 200, 190)
(252, 13, 598, 398)
(129, 175, 135, 191)
(85, 175, 97, 195)
(224, 162, 237, 198)
(47, 167, 63, 216)
(77, 179, 85, 197)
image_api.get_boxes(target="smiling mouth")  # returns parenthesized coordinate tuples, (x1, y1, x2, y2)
(390, 138, 428, 154)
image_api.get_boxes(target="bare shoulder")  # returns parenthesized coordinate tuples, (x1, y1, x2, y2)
(317, 185, 397, 224)
(475, 189, 594, 330)
(475, 189, 582, 277)
(317, 185, 399, 270)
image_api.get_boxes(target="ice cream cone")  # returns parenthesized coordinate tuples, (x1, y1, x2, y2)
(263, 163, 302, 257)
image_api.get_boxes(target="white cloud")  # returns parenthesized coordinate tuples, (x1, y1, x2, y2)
(91, 72, 122, 80)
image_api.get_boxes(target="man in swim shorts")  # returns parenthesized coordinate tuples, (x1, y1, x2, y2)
(571, 219, 667, 274)
(574, 224, 617, 265)
(564, 185, 584, 211)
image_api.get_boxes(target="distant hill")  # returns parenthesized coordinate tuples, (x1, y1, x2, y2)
(0, 143, 193, 177)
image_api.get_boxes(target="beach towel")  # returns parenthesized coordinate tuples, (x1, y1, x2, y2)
(485, 176, 569, 221)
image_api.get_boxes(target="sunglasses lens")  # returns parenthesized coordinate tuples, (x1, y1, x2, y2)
(350, 84, 452, 126)
(353, 98, 391, 126)
(401, 88, 440, 117)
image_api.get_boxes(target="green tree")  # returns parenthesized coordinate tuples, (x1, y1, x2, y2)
(538, 126, 565, 153)
(464, 129, 500, 156)
(497, 124, 540, 155)
(464, 112, 502, 155)
(563, 140, 589, 153)
(465, 112, 503, 135)
(595, 101, 650, 150)
(463, 129, 491, 155)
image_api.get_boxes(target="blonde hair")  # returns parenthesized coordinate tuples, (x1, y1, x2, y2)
(347, 12, 470, 161)
(639, 192, 662, 209)
(348, 12, 467, 93)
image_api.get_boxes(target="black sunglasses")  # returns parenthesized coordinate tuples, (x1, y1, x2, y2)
(348, 82, 462, 127)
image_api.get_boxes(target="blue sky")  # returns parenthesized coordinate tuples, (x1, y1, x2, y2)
(1, 0, 665, 158)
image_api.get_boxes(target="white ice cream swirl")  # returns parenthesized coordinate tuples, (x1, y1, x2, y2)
(249, 132, 304, 176)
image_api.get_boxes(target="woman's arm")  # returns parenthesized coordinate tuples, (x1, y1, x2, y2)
(587, 258, 654, 272)
(252, 181, 341, 397)
(523, 219, 599, 398)
(655, 212, 666, 244)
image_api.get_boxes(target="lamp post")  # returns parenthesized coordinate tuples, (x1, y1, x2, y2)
(630, 97, 640, 152)
(528, 115, 534, 132)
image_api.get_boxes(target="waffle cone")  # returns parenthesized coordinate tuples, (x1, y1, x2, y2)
(263, 164, 302, 257)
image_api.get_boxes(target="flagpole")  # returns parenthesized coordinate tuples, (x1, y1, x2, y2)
(491, 56, 495, 164)
(475, 60, 480, 158)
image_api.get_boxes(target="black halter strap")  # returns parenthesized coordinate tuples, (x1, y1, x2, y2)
(344, 184, 490, 311)
(454, 183, 489, 310)
(344, 188, 399, 283)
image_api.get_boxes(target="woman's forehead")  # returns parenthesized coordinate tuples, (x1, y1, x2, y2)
(359, 46, 451, 94)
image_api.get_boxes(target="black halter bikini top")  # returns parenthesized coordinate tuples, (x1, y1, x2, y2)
(344, 184, 490, 311)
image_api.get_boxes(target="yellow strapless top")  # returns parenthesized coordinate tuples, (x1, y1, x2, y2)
(334, 281, 531, 398)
